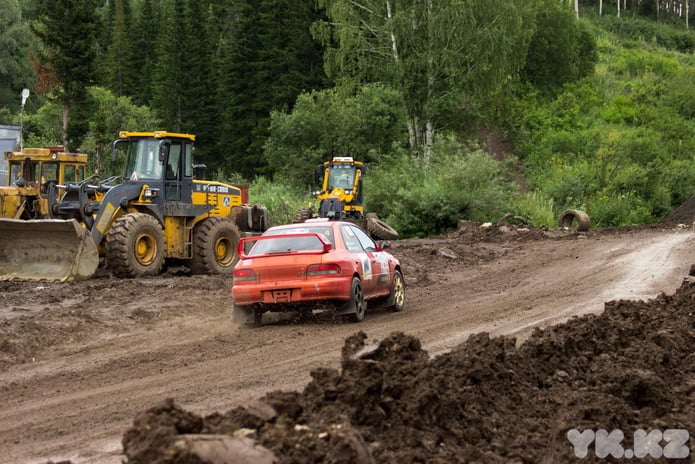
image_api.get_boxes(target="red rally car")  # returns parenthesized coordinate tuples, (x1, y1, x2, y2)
(231, 219, 405, 325)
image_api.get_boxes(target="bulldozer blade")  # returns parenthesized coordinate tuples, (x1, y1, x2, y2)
(0, 218, 99, 282)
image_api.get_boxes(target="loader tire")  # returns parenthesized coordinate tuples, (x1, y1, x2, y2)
(189, 217, 242, 275)
(367, 217, 399, 240)
(106, 213, 165, 278)
(294, 206, 314, 223)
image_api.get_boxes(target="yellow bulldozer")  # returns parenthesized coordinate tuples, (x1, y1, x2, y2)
(294, 156, 398, 240)
(0, 146, 90, 220)
(0, 131, 269, 281)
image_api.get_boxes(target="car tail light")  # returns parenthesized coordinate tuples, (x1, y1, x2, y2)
(233, 269, 257, 283)
(306, 263, 341, 276)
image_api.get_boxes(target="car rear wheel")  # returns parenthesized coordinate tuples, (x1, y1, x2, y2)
(385, 270, 405, 312)
(342, 277, 366, 322)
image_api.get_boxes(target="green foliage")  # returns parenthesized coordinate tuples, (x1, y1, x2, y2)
(365, 137, 516, 237)
(314, 0, 535, 155)
(22, 86, 158, 176)
(81, 86, 159, 175)
(522, 5, 598, 94)
(511, 191, 556, 229)
(509, 20, 695, 228)
(31, 0, 100, 150)
(23, 96, 63, 146)
(103, 0, 135, 97)
(246, 176, 309, 227)
(598, 15, 695, 53)
(216, 0, 328, 179)
(0, 0, 34, 108)
(586, 191, 654, 227)
(263, 85, 407, 186)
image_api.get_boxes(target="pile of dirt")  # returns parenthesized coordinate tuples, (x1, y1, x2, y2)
(662, 194, 695, 225)
(121, 276, 695, 463)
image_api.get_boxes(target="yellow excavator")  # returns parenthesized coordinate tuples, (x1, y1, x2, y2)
(294, 156, 398, 240)
(0, 131, 269, 281)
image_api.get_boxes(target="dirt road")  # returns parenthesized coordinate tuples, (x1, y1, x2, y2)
(1, 224, 694, 463)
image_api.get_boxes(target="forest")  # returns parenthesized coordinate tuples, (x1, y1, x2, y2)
(2, 0, 695, 236)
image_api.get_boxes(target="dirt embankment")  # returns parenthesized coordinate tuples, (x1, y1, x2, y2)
(121, 276, 695, 463)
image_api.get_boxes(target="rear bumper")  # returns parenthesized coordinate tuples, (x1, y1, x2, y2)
(232, 276, 353, 307)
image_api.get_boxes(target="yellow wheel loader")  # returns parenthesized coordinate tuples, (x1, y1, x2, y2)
(0, 146, 90, 220)
(0, 131, 269, 281)
(293, 156, 398, 240)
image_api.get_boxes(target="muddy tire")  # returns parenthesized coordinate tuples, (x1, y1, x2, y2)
(106, 213, 165, 278)
(294, 206, 314, 223)
(385, 270, 405, 312)
(341, 277, 366, 322)
(367, 217, 399, 240)
(559, 209, 591, 232)
(189, 217, 242, 274)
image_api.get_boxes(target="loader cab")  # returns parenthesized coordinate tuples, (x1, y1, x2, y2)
(5, 148, 87, 191)
(315, 157, 365, 210)
(113, 131, 195, 203)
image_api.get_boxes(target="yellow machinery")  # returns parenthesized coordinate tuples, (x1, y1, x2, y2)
(0, 131, 269, 281)
(0, 146, 89, 219)
(294, 156, 398, 240)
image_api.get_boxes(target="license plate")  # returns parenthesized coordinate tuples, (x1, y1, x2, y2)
(272, 290, 291, 302)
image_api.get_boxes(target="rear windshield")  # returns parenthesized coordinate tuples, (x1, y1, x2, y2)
(262, 226, 335, 246)
(249, 232, 331, 256)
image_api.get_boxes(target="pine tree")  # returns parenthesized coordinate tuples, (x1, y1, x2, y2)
(31, 0, 100, 150)
(151, 0, 186, 130)
(181, 1, 218, 167)
(217, 0, 327, 179)
(131, 0, 160, 106)
(105, 0, 136, 97)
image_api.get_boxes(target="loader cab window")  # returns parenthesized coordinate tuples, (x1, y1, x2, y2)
(41, 162, 59, 183)
(328, 165, 355, 190)
(63, 164, 85, 183)
(165, 141, 184, 201)
(11, 159, 39, 186)
(9, 162, 22, 186)
(166, 144, 180, 180)
(126, 139, 162, 180)
(183, 142, 193, 178)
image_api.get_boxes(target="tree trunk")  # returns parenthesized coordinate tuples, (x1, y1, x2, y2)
(62, 103, 69, 152)
(656, 0, 660, 21)
(424, 0, 435, 159)
(617, 0, 621, 17)
(599, 0, 603, 16)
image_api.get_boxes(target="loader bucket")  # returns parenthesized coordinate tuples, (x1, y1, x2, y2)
(0, 219, 99, 282)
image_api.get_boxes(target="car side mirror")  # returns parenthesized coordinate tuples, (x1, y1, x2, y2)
(379, 240, 392, 249)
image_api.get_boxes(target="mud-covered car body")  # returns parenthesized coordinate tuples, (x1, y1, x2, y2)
(231, 219, 404, 324)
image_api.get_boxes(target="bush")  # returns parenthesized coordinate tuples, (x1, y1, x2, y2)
(366, 138, 516, 237)
(511, 192, 556, 229)
(586, 191, 654, 227)
(247, 176, 308, 227)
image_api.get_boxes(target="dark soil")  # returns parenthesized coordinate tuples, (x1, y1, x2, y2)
(122, 276, 695, 463)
